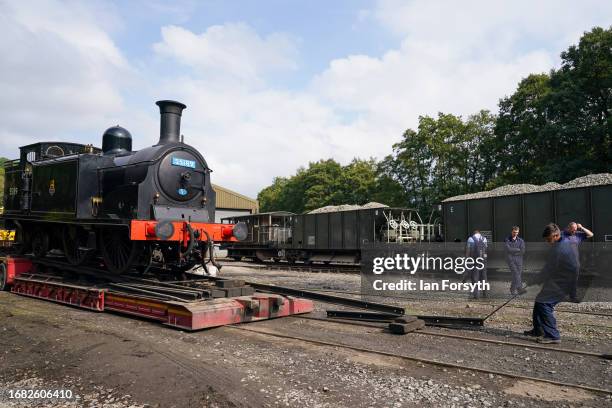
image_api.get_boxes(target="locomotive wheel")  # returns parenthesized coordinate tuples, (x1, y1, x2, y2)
(15, 225, 32, 255)
(63, 226, 93, 265)
(31, 229, 49, 258)
(99, 227, 139, 274)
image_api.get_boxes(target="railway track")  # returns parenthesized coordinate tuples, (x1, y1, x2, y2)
(223, 262, 612, 318)
(294, 316, 611, 359)
(288, 287, 612, 319)
(227, 261, 361, 274)
(228, 324, 612, 395)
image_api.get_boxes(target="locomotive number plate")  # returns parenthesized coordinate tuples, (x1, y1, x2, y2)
(171, 157, 196, 169)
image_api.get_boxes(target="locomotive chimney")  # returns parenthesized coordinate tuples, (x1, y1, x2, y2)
(156, 100, 187, 145)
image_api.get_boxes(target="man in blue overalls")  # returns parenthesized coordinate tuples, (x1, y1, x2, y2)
(505, 226, 526, 295)
(466, 229, 488, 298)
(523, 223, 580, 344)
(562, 222, 594, 244)
(561, 222, 593, 302)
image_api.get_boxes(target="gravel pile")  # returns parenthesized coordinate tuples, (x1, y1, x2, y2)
(563, 173, 612, 188)
(443, 173, 612, 202)
(308, 202, 388, 214)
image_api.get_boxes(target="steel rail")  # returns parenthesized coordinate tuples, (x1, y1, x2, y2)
(106, 283, 187, 302)
(325, 310, 485, 328)
(227, 325, 612, 395)
(202, 276, 406, 315)
(414, 329, 612, 360)
(294, 316, 610, 359)
(263, 286, 612, 318)
(223, 263, 612, 318)
(110, 283, 202, 300)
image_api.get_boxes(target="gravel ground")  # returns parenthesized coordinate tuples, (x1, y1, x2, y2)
(0, 375, 146, 408)
(0, 263, 610, 408)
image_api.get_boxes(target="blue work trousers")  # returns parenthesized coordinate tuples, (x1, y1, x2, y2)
(507, 255, 523, 293)
(532, 301, 560, 340)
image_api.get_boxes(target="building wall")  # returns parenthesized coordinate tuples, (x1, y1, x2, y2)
(215, 208, 252, 223)
(212, 184, 258, 223)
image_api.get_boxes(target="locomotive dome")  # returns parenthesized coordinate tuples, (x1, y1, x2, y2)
(102, 125, 132, 156)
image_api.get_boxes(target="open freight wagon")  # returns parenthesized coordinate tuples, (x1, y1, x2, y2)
(442, 183, 612, 243)
(223, 207, 441, 264)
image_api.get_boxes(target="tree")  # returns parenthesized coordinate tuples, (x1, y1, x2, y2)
(548, 26, 612, 177)
(257, 177, 290, 213)
(494, 73, 553, 184)
(257, 158, 407, 213)
(493, 26, 612, 184)
(380, 111, 496, 214)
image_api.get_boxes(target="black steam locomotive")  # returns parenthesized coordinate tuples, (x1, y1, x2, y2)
(1, 100, 245, 274)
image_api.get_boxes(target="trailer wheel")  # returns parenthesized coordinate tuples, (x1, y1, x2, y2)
(0, 263, 7, 291)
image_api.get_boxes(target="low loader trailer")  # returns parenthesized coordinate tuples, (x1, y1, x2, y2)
(0, 256, 314, 331)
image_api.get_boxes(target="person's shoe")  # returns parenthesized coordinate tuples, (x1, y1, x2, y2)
(537, 337, 561, 344)
(510, 290, 517, 296)
(523, 329, 543, 337)
(517, 288, 528, 295)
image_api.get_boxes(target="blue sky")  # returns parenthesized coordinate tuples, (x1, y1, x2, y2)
(0, 0, 610, 197)
(116, 1, 393, 77)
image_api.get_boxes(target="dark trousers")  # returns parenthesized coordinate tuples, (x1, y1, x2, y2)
(507, 256, 523, 293)
(470, 266, 487, 298)
(532, 301, 560, 340)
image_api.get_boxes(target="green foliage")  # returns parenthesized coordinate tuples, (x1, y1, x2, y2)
(493, 73, 553, 184)
(257, 158, 407, 213)
(379, 111, 497, 214)
(494, 26, 612, 184)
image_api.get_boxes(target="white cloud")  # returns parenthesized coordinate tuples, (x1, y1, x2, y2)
(0, 0, 133, 148)
(153, 23, 298, 85)
(374, 0, 610, 54)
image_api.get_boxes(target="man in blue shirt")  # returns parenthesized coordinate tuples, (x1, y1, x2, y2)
(561, 222, 593, 302)
(505, 226, 526, 295)
(562, 222, 594, 243)
(466, 230, 488, 298)
(523, 223, 580, 344)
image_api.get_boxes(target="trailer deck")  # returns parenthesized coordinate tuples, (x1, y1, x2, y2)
(1, 256, 314, 330)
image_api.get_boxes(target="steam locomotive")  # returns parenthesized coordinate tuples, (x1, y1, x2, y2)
(1, 100, 246, 274)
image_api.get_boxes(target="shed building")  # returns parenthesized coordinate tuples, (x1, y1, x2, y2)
(212, 184, 258, 222)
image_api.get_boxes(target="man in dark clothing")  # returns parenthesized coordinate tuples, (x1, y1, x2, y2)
(466, 230, 488, 298)
(561, 222, 593, 302)
(562, 222, 593, 244)
(523, 223, 580, 344)
(505, 226, 526, 295)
